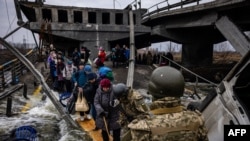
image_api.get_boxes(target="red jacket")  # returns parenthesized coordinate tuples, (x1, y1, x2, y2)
(98, 51, 106, 63)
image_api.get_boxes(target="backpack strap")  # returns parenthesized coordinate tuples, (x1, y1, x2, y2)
(150, 122, 200, 136)
(150, 106, 183, 115)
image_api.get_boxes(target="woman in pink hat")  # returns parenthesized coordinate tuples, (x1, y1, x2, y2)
(98, 46, 106, 64)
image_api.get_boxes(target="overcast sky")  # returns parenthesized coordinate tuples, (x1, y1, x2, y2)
(0, 0, 165, 44)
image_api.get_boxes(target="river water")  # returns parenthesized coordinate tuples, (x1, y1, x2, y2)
(0, 86, 92, 141)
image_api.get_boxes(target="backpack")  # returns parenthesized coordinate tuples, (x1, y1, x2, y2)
(99, 66, 114, 81)
(127, 110, 207, 141)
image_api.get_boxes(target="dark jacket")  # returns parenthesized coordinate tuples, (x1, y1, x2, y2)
(72, 69, 87, 87)
(94, 86, 121, 131)
(82, 78, 100, 104)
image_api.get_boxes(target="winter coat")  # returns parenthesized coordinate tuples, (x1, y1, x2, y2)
(56, 62, 65, 81)
(62, 65, 77, 80)
(98, 51, 106, 63)
(94, 86, 121, 131)
(49, 59, 57, 78)
(71, 69, 87, 87)
(82, 78, 100, 104)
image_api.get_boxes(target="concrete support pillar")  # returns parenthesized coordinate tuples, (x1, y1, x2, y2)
(123, 11, 128, 25)
(110, 12, 115, 25)
(182, 43, 213, 67)
(82, 10, 88, 24)
(35, 8, 42, 22)
(97, 12, 102, 24)
(51, 9, 58, 22)
(68, 9, 73, 23)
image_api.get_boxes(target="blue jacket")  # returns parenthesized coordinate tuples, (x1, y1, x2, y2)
(72, 69, 87, 87)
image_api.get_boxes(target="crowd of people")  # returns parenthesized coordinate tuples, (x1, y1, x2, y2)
(110, 43, 175, 69)
(111, 44, 130, 68)
(45, 44, 208, 141)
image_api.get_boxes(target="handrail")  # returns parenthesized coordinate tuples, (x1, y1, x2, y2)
(160, 55, 218, 87)
(142, 0, 202, 20)
(0, 48, 37, 92)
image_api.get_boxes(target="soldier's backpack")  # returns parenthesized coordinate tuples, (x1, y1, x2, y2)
(127, 109, 207, 141)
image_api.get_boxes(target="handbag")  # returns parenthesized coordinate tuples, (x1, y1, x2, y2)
(75, 92, 89, 112)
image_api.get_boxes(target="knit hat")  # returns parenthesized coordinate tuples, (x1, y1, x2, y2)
(99, 46, 104, 51)
(100, 78, 111, 88)
(84, 64, 92, 73)
(79, 61, 85, 66)
(87, 72, 97, 80)
(67, 60, 73, 65)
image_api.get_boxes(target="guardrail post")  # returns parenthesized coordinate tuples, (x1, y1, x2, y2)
(6, 96, 12, 117)
(41, 66, 45, 76)
(0, 76, 4, 92)
(34, 76, 38, 87)
(23, 82, 28, 99)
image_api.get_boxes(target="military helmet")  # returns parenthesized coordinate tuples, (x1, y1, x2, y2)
(148, 66, 184, 99)
(113, 83, 128, 98)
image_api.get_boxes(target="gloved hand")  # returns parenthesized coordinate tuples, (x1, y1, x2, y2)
(100, 111, 108, 117)
(126, 115, 134, 122)
(110, 99, 120, 107)
(74, 82, 77, 87)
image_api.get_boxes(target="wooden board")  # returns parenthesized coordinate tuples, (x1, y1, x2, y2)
(76, 118, 103, 141)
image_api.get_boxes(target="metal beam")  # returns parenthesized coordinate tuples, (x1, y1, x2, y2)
(215, 16, 250, 56)
(14, 0, 23, 23)
(3, 22, 28, 39)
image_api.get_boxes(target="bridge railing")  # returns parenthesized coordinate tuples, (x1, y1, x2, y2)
(142, 0, 212, 20)
(0, 48, 37, 92)
(159, 55, 218, 87)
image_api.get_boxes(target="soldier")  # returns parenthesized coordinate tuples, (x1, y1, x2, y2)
(127, 66, 208, 141)
(113, 83, 150, 121)
(113, 83, 152, 141)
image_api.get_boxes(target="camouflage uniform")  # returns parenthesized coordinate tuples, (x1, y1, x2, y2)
(127, 66, 208, 141)
(118, 88, 150, 127)
(121, 89, 149, 117)
(128, 97, 208, 141)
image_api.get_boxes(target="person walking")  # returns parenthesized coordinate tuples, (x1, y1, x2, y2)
(111, 44, 118, 68)
(56, 58, 65, 92)
(80, 72, 100, 120)
(72, 48, 81, 67)
(127, 66, 208, 141)
(71, 62, 89, 120)
(72, 62, 88, 88)
(98, 47, 106, 64)
(124, 45, 130, 68)
(94, 60, 114, 82)
(81, 46, 91, 65)
(49, 52, 57, 89)
(62, 60, 77, 93)
(94, 78, 121, 141)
